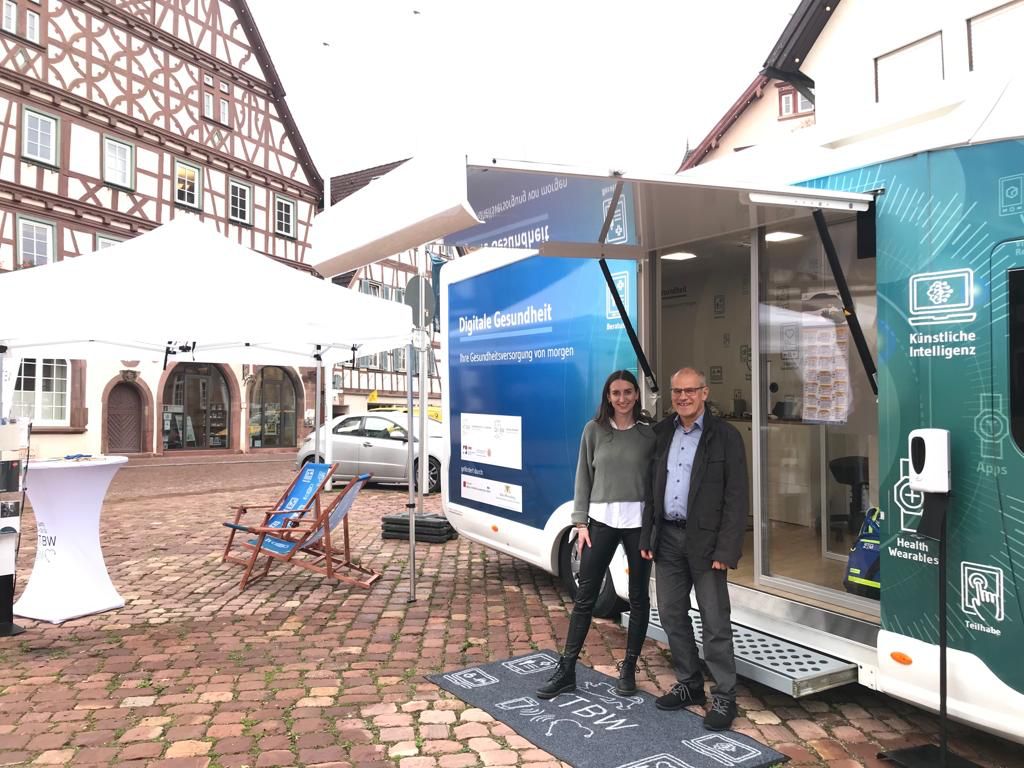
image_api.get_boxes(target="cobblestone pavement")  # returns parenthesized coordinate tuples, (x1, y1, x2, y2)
(2, 457, 1020, 767)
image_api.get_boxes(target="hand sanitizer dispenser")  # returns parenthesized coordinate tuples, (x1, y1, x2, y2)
(908, 428, 951, 494)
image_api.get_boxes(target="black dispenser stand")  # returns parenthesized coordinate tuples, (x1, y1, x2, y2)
(880, 492, 980, 768)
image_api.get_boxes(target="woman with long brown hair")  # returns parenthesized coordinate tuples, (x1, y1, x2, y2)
(537, 369, 656, 699)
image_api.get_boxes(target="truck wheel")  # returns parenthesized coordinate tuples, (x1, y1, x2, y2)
(557, 529, 621, 619)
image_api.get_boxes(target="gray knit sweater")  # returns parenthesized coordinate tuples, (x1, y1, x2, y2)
(572, 419, 657, 525)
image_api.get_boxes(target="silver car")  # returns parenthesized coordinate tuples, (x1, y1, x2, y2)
(296, 412, 444, 493)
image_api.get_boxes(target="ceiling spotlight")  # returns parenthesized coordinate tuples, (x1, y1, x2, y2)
(662, 251, 697, 261)
(765, 231, 802, 242)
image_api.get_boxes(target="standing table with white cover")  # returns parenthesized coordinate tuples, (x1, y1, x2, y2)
(14, 455, 127, 623)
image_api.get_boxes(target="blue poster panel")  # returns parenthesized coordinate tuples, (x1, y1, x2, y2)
(446, 255, 638, 529)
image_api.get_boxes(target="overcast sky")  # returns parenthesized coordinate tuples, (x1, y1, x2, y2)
(246, 0, 796, 180)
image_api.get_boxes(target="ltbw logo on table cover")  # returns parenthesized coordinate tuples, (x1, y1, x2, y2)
(582, 681, 643, 710)
(683, 733, 761, 766)
(444, 668, 499, 689)
(496, 696, 597, 739)
(614, 755, 696, 768)
(501, 653, 557, 675)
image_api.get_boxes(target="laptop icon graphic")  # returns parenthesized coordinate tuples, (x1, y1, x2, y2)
(908, 268, 976, 326)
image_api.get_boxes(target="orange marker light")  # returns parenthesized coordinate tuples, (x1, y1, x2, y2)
(491, 525, 499, 532)
(890, 652, 913, 666)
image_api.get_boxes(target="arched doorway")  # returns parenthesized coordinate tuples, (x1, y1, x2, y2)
(107, 383, 142, 453)
(249, 366, 298, 448)
(161, 364, 231, 450)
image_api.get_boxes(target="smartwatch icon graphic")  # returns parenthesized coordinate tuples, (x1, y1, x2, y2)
(974, 393, 1008, 460)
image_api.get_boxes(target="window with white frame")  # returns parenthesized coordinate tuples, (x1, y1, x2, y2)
(13, 358, 70, 425)
(778, 86, 814, 119)
(274, 194, 296, 238)
(96, 234, 121, 250)
(391, 286, 407, 371)
(219, 82, 230, 124)
(228, 178, 252, 224)
(356, 280, 382, 368)
(24, 2, 36, 43)
(2, 2, 15, 34)
(174, 159, 201, 208)
(392, 345, 407, 372)
(18, 217, 53, 267)
(22, 108, 57, 166)
(103, 136, 133, 188)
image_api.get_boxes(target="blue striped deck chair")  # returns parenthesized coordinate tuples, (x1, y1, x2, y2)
(227, 473, 380, 591)
(222, 461, 337, 568)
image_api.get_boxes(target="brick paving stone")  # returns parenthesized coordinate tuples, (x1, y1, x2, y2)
(2, 461, 1018, 768)
(31, 750, 75, 765)
(165, 740, 211, 758)
(71, 747, 122, 765)
(478, 750, 518, 765)
(118, 742, 164, 760)
(437, 756, 478, 768)
(790, 719, 830, 741)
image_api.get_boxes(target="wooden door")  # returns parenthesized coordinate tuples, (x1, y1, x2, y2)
(108, 383, 142, 453)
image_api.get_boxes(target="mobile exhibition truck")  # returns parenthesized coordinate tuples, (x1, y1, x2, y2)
(435, 81, 1024, 744)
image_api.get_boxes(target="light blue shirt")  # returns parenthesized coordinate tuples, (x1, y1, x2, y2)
(664, 411, 704, 521)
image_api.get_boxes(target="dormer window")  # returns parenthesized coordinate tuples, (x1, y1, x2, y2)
(778, 86, 814, 119)
(201, 72, 234, 128)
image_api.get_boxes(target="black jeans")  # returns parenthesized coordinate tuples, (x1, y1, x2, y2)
(562, 519, 652, 658)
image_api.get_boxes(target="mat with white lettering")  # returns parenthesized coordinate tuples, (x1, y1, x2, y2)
(428, 651, 787, 768)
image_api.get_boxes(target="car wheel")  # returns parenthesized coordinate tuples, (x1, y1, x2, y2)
(557, 528, 621, 619)
(413, 456, 442, 494)
(302, 455, 324, 465)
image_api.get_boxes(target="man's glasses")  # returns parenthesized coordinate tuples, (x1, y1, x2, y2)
(670, 386, 706, 397)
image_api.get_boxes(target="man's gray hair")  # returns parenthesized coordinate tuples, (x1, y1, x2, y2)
(672, 367, 707, 387)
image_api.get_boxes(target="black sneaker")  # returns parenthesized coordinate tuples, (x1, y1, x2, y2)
(703, 695, 737, 731)
(536, 656, 577, 700)
(654, 681, 706, 710)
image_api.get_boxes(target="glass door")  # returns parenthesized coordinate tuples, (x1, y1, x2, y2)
(757, 218, 880, 608)
(183, 374, 207, 448)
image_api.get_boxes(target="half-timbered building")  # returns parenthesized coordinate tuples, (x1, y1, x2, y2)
(2, 0, 323, 457)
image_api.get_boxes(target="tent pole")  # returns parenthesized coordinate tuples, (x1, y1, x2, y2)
(314, 347, 322, 461)
(406, 338, 417, 604)
(418, 248, 429, 516)
(0, 349, 5, 422)
(324, 362, 334, 491)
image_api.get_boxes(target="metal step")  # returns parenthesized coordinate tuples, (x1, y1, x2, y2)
(622, 605, 858, 698)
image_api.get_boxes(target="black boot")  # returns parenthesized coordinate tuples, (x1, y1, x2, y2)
(615, 652, 639, 695)
(536, 654, 577, 699)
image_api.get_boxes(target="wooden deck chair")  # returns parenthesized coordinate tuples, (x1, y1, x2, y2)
(226, 473, 380, 591)
(222, 461, 338, 568)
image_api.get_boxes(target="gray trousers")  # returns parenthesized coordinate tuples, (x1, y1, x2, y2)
(654, 523, 737, 700)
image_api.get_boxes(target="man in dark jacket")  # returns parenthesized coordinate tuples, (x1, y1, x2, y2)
(640, 367, 748, 730)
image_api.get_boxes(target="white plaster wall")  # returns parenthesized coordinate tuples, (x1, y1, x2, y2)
(805, 0, 1021, 133)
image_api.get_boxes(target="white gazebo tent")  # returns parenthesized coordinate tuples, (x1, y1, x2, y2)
(0, 216, 415, 458)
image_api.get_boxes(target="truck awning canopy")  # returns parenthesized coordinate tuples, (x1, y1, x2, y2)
(307, 154, 873, 277)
